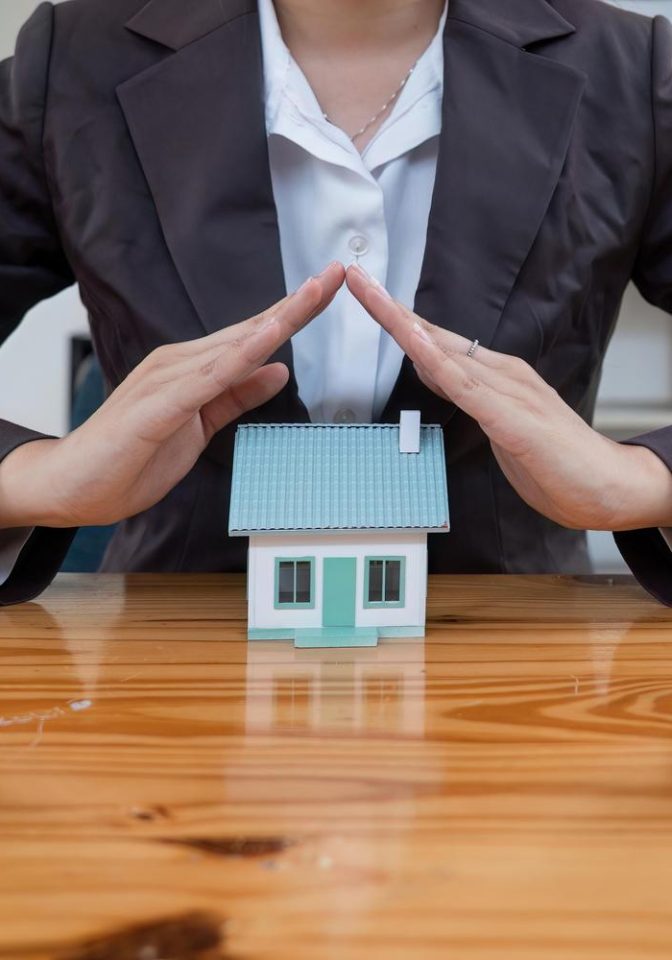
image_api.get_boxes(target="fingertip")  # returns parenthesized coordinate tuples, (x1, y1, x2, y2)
(257, 363, 290, 404)
(239, 362, 290, 406)
(313, 260, 345, 285)
(291, 263, 345, 302)
(353, 284, 395, 329)
(289, 277, 323, 318)
(264, 361, 290, 384)
(325, 259, 346, 278)
(346, 263, 366, 288)
(346, 266, 395, 313)
(345, 268, 370, 307)
(317, 260, 346, 296)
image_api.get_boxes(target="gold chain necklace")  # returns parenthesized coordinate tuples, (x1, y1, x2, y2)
(322, 60, 418, 142)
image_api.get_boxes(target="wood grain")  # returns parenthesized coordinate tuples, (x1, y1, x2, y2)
(2, 574, 672, 959)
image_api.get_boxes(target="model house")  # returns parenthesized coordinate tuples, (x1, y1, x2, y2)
(228, 411, 450, 648)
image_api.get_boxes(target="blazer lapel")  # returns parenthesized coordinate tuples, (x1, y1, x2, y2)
(119, 0, 309, 420)
(382, 0, 587, 423)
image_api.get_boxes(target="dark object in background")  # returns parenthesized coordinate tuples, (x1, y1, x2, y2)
(61, 345, 116, 572)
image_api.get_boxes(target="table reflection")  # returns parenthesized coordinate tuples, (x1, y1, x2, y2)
(245, 639, 426, 734)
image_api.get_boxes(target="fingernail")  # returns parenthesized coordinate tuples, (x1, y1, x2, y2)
(413, 321, 434, 345)
(317, 260, 342, 278)
(351, 262, 372, 282)
(350, 263, 393, 300)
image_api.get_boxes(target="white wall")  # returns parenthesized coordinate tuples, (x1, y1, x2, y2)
(0, 0, 44, 48)
(248, 532, 428, 633)
(607, 1, 671, 13)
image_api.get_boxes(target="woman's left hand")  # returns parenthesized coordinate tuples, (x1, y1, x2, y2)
(347, 264, 672, 532)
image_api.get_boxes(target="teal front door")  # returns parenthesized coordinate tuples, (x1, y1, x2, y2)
(322, 558, 357, 628)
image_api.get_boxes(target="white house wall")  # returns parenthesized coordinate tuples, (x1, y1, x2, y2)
(247, 531, 428, 632)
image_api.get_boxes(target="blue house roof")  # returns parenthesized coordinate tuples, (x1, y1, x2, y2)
(228, 423, 450, 535)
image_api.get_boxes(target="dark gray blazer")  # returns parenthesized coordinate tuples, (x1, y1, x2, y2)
(1, 0, 672, 605)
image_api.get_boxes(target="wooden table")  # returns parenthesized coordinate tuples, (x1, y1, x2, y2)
(2, 574, 672, 959)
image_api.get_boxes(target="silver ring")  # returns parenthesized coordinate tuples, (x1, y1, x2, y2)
(466, 338, 480, 359)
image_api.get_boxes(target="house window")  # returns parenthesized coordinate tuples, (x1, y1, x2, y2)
(365, 557, 405, 607)
(275, 558, 315, 608)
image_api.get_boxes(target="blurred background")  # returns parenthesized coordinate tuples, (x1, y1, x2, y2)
(0, 0, 671, 572)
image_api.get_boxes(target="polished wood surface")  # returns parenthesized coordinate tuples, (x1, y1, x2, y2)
(2, 573, 672, 959)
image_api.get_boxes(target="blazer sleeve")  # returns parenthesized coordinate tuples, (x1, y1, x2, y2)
(0, 3, 78, 606)
(615, 15, 672, 605)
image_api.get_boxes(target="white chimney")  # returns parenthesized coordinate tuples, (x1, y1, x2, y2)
(399, 410, 421, 454)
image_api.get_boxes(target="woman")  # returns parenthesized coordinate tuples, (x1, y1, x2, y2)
(1, 0, 672, 604)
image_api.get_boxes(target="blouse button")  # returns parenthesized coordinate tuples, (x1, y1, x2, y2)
(334, 408, 357, 424)
(348, 234, 369, 257)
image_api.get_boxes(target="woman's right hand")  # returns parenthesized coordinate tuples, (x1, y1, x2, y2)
(0, 262, 345, 529)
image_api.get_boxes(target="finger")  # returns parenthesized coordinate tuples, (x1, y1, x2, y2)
(346, 263, 504, 368)
(199, 260, 345, 354)
(413, 362, 451, 402)
(200, 261, 345, 375)
(110, 260, 344, 447)
(131, 318, 294, 443)
(200, 363, 290, 440)
(414, 355, 530, 413)
(415, 330, 540, 409)
(346, 264, 540, 406)
(141, 261, 344, 422)
(147, 261, 345, 365)
(408, 326, 522, 429)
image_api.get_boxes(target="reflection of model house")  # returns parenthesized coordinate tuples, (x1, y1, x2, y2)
(229, 412, 450, 648)
(245, 641, 426, 735)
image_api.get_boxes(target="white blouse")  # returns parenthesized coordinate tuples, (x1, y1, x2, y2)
(259, 0, 447, 424)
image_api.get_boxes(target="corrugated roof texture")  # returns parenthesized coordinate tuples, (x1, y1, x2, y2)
(229, 423, 449, 534)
